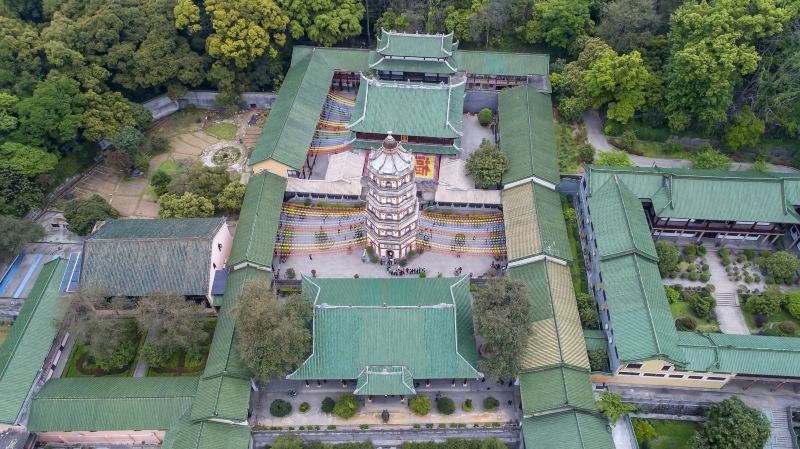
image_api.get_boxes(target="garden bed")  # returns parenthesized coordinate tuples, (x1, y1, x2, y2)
(204, 123, 239, 140)
(146, 318, 216, 377)
(743, 306, 800, 337)
(63, 339, 144, 378)
(634, 419, 700, 449)
(669, 300, 719, 332)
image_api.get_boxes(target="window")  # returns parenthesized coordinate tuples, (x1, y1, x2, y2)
(619, 372, 639, 376)
(625, 363, 643, 370)
(668, 374, 684, 379)
(644, 373, 666, 377)
(707, 377, 727, 381)
(212, 263, 217, 269)
(218, 243, 223, 251)
(661, 365, 671, 371)
(688, 375, 703, 380)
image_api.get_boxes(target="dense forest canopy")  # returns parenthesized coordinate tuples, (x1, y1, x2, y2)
(0, 0, 797, 217)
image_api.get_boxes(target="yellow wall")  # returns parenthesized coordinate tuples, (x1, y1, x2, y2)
(591, 358, 733, 389)
(36, 430, 165, 445)
(251, 160, 292, 177)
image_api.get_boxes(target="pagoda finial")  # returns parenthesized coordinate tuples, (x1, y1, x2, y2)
(383, 132, 397, 150)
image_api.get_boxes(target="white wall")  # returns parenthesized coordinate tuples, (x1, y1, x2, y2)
(208, 222, 234, 301)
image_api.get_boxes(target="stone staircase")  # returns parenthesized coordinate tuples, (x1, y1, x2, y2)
(769, 407, 795, 449)
(715, 291, 739, 306)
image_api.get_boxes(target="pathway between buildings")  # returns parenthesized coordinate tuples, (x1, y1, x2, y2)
(705, 250, 750, 335)
(611, 417, 637, 449)
(581, 110, 798, 172)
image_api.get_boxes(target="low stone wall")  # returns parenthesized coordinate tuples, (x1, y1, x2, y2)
(142, 91, 278, 120)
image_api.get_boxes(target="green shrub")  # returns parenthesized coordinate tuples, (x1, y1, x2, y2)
(690, 293, 715, 318)
(477, 108, 493, 126)
(689, 272, 700, 281)
(743, 249, 755, 260)
(588, 349, 607, 371)
(483, 396, 500, 411)
(700, 273, 711, 282)
(436, 397, 455, 415)
(676, 316, 697, 330)
(409, 395, 432, 416)
(299, 402, 310, 413)
(321, 397, 336, 413)
(462, 399, 474, 412)
(270, 399, 292, 417)
(333, 393, 359, 419)
(664, 286, 680, 304)
(684, 246, 697, 258)
(720, 248, 730, 258)
(698, 245, 707, 256)
(359, 424, 369, 430)
(632, 419, 657, 446)
(779, 321, 796, 334)
(656, 242, 680, 277)
(285, 268, 296, 279)
(786, 293, 800, 319)
(327, 425, 336, 430)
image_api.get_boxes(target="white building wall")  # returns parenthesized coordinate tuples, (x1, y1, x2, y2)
(208, 223, 234, 300)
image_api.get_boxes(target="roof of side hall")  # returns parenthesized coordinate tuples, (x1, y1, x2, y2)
(289, 276, 481, 387)
(376, 30, 457, 59)
(81, 217, 224, 297)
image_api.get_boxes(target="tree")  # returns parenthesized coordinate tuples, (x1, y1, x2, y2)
(136, 293, 210, 358)
(334, 393, 360, 419)
(0, 141, 58, 177)
(597, 391, 635, 424)
(588, 349, 607, 371)
(234, 278, 312, 381)
(409, 395, 432, 416)
(436, 397, 455, 415)
(321, 397, 336, 413)
(691, 147, 731, 170)
(151, 170, 172, 197)
(278, 0, 364, 46)
(689, 396, 770, 449)
(595, 151, 633, 167)
(203, 0, 289, 68)
(633, 419, 657, 445)
(465, 140, 508, 188)
(82, 91, 150, 143)
(596, 0, 663, 53)
(270, 399, 293, 417)
(765, 251, 798, 280)
(216, 181, 246, 213)
(518, 0, 593, 50)
(473, 277, 531, 379)
(0, 92, 19, 133)
(168, 163, 230, 207)
(723, 107, 765, 150)
(63, 195, 120, 236)
(664, 0, 793, 131)
(158, 192, 215, 218)
(753, 20, 800, 137)
(0, 168, 45, 217)
(655, 241, 680, 277)
(13, 78, 87, 149)
(582, 49, 658, 124)
(0, 215, 44, 256)
(477, 108, 493, 126)
(110, 126, 147, 157)
(576, 292, 599, 329)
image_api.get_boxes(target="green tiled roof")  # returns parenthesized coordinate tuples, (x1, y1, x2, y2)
(228, 171, 287, 269)
(349, 78, 464, 139)
(291, 46, 371, 71)
(90, 217, 224, 240)
(354, 365, 415, 396)
(600, 254, 684, 364)
(587, 166, 800, 224)
(583, 329, 608, 353)
(191, 375, 251, 422)
(510, 261, 589, 371)
(499, 87, 560, 186)
(217, 266, 271, 309)
(203, 304, 249, 379)
(590, 176, 658, 261)
(454, 51, 549, 76)
(249, 51, 335, 168)
(678, 332, 800, 377)
(522, 411, 614, 449)
(502, 183, 571, 262)
(82, 218, 224, 297)
(519, 366, 597, 415)
(376, 30, 455, 59)
(369, 56, 457, 74)
(289, 276, 480, 383)
(162, 413, 251, 449)
(0, 258, 66, 425)
(28, 378, 197, 431)
(350, 139, 459, 155)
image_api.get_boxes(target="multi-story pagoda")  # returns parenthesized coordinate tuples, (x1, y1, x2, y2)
(365, 133, 419, 259)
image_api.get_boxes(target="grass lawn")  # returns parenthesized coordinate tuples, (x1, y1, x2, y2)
(204, 123, 239, 140)
(669, 300, 719, 332)
(155, 159, 182, 176)
(0, 324, 10, 345)
(743, 306, 800, 337)
(63, 331, 145, 378)
(645, 419, 700, 449)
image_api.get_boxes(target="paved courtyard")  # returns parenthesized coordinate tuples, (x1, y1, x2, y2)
(251, 378, 519, 428)
(460, 113, 495, 160)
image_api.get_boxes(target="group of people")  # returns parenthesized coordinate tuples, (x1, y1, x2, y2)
(388, 265, 426, 276)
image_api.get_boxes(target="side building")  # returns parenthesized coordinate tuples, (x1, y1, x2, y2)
(578, 166, 800, 389)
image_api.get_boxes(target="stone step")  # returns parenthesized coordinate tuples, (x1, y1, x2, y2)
(770, 408, 794, 449)
(715, 292, 738, 306)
